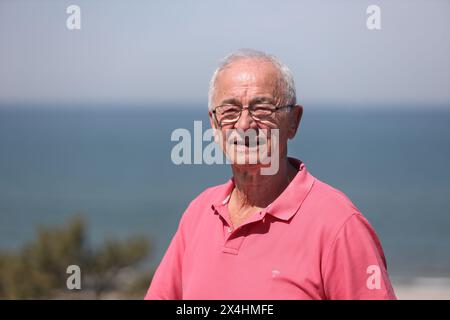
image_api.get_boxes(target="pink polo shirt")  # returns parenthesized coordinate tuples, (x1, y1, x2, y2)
(145, 158, 396, 300)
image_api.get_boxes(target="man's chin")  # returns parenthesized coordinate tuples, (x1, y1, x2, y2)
(230, 162, 264, 173)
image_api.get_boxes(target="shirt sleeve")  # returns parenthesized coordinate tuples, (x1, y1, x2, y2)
(144, 217, 186, 300)
(323, 213, 397, 300)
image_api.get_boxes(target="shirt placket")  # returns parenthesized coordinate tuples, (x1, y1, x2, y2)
(215, 204, 270, 255)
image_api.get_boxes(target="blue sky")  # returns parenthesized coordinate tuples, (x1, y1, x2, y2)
(0, 0, 449, 109)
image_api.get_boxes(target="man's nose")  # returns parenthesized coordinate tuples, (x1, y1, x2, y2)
(234, 108, 256, 130)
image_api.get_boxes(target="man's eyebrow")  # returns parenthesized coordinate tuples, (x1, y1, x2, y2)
(249, 96, 275, 104)
(220, 98, 241, 105)
(219, 96, 274, 106)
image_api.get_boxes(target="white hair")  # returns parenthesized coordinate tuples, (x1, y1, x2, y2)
(208, 49, 297, 111)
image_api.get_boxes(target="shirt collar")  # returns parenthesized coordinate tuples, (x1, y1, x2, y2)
(210, 157, 315, 222)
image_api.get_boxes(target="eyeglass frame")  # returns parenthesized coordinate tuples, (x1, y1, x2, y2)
(211, 103, 294, 127)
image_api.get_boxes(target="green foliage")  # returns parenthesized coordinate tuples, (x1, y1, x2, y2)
(0, 216, 152, 299)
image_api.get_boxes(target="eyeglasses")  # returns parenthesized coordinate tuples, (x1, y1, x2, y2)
(212, 103, 293, 127)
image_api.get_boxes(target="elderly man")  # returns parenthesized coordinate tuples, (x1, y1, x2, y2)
(145, 49, 396, 300)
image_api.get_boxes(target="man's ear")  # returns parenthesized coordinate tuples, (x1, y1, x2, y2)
(288, 104, 303, 139)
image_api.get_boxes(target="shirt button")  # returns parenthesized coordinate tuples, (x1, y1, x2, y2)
(227, 226, 232, 233)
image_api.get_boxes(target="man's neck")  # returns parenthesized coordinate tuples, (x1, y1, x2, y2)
(230, 157, 298, 210)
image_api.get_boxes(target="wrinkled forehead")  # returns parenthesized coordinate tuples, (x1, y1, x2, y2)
(214, 59, 282, 102)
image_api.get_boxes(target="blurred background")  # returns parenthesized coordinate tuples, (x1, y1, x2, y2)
(0, 0, 449, 299)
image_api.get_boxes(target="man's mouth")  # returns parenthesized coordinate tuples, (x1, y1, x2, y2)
(232, 136, 266, 147)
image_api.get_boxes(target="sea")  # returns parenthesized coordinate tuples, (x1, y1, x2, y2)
(1, 106, 449, 281)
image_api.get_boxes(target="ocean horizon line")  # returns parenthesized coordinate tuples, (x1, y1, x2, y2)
(1, 103, 450, 113)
